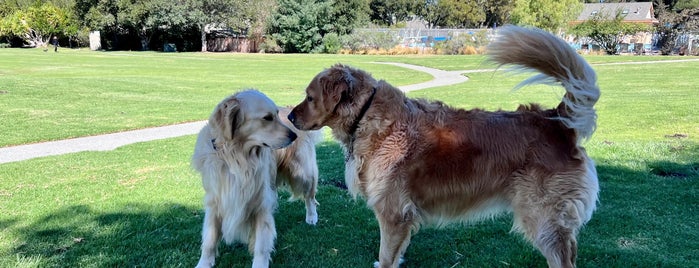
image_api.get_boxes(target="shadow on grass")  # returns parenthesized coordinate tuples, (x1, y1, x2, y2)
(10, 203, 205, 266)
(312, 140, 699, 267)
(0, 218, 19, 231)
(7, 141, 698, 267)
(6, 191, 378, 267)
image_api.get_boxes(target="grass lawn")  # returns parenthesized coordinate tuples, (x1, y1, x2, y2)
(1, 48, 698, 267)
(0, 49, 437, 147)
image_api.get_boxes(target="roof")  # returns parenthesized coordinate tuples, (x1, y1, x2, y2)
(573, 2, 659, 25)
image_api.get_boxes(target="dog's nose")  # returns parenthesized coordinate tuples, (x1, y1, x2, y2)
(287, 111, 296, 124)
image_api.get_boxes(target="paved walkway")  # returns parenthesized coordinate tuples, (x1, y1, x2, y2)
(0, 121, 207, 164)
(0, 62, 472, 164)
(4, 58, 698, 164)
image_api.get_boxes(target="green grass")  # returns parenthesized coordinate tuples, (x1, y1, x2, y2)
(0, 49, 436, 147)
(1, 49, 698, 267)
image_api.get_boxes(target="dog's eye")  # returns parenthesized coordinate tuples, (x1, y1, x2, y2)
(263, 115, 274, 121)
(306, 96, 313, 102)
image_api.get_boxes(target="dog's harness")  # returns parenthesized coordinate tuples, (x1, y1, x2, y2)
(346, 87, 376, 160)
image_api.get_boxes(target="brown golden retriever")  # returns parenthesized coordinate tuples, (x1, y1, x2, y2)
(287, 26, 600, 268)
(192, 90, 322, 268)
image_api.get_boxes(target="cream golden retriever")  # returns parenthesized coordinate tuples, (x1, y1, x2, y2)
(191, 90, 322, 268)
(287, 26, 600, 268)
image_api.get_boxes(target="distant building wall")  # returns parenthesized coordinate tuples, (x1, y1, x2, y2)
(89, 31, 101, 51)
(206, 36, 260, 52)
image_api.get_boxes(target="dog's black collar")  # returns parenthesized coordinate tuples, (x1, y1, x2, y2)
(211, 139, 218, 151)
(348, 87, 377, 137)
(346, 86, 376, 159)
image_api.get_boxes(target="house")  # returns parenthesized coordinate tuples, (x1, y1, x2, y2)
(571, 2, 659, 54)
(572, 2, 659, 26)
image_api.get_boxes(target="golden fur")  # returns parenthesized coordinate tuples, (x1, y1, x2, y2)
(288, 26, 600, 268)
(192, 90, 322, 268)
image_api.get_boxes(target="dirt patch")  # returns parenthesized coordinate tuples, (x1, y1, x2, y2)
(664, 133, 688, 139)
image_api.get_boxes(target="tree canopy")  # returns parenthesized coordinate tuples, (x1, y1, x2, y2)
(1, 0, 697, 53)
(511, 0, 582, 32)
(0, 2, 77, 47)
(267, 0, 367, 53)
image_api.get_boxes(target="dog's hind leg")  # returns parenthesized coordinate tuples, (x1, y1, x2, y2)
(280, 157, 319, 225)
(196, 207, 221, 268)
(533, 209, 579, 268)
(372, 198, 415, 268)
(512, 193, 583, 268)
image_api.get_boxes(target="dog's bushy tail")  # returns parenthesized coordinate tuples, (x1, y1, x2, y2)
(488, 25, 600, 142)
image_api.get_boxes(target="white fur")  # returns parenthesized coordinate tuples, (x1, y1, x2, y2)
(192, 90, 320, 268)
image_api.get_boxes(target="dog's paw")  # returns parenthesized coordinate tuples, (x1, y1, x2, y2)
(305, 201, 318, 225)
(373, 257, 404, 268)
(252, 255, 270, 268)
(305, 212, 318, 225)
(195, 258, 214, 268)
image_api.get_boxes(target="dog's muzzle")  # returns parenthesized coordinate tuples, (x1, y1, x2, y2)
(287, 111, 303, 129)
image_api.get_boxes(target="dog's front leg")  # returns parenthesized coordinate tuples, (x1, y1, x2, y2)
(373, 203, 412, 268)
(196, 207, 221, 268)
(304, 194, 319, 225)
(249, 211, 276, 268)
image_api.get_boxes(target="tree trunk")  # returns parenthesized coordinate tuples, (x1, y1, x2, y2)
(139, 26, 150, 51)
(201, 26, 207, 52)
(139, 36, 149, 51)
(24, 29, 47, 47)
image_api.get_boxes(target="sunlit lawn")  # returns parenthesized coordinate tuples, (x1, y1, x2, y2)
(1, 48, 697, 267)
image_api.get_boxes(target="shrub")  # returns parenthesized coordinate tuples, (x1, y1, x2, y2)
(73, 28, 91, 48)
(259, 37, 283, 53)
(433, 30, 489, 55)
(337, 45, 433, 55)
(341, 29, 400, 52)
(317, 33, 342, 54)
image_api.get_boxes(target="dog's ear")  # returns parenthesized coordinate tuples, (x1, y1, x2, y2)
(212, 98, 242, 140)
(321, 64, 357, 112)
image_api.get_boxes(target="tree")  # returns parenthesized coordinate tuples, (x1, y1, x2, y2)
(241, 0, 277, 45)
(655, 0, 699, 55)
(74, 0, 123, 49)
(370, 0, 513, 29)
(268, 0, 333, 53)
(369, 0, 420, 26)
(483, 0, 515, 28)
(0, 2, 78, 47)
(160, 0, 268, 52)
(510, 0, 582, 32)
(268, 0, 367, 53)
(442, 0, 486, 28)
(116, 0, 154, 50)
(331, 0, 370, 35)
(190, 0, 246, 52)
(571, 11, 650, 55)
(415, 0, 450, 28)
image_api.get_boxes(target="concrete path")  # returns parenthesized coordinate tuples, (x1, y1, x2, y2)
(0, 62, 471, 164)
(5, 58, 697, 164)
(375, 62, 472, 92)
(0, 121, 208, 164)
